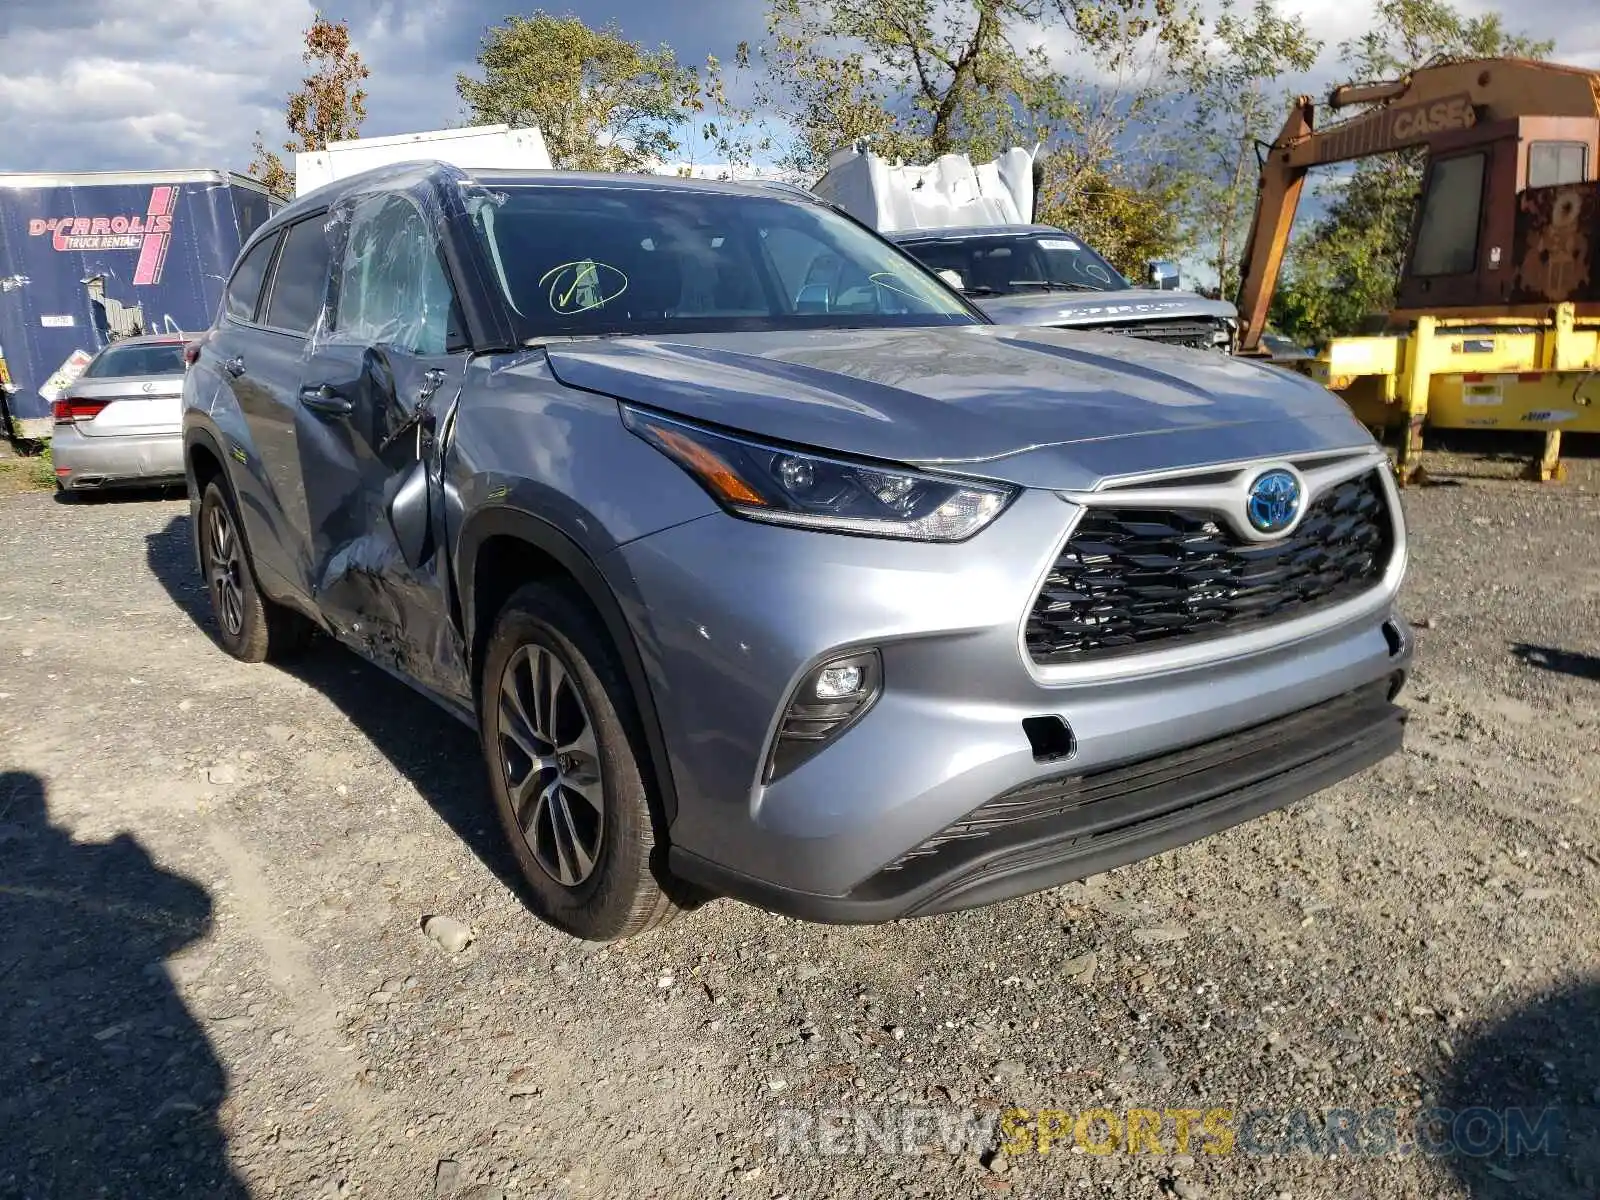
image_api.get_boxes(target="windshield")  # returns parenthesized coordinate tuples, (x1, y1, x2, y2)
(463, 184, 980, 340)
(898, 232, 1129, 296)
(82, 341, 185, 378)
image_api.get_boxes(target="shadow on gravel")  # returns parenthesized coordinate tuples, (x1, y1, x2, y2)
(53, 482, 186, 504)
(0, 770, 246, 1197)
(1442, 977, 1600, 1198)
(143, 514, 534, 905)
(1510, 643, 1600, 683)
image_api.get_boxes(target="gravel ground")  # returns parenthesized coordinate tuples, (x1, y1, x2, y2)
(2, 450, 1597, 1200)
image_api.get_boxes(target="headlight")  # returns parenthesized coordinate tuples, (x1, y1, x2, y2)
(621, 405, 1015, 542)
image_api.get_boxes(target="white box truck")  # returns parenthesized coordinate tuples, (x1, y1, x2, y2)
(294, 124, 553, 198)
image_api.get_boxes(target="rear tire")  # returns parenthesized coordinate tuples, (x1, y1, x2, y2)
(197, 478, 312, 663)
(480, 581, 682, 942)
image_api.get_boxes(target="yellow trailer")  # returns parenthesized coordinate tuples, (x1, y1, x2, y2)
(1304, 307, 1600, 481)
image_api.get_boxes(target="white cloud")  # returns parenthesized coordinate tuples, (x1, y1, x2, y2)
(0, 0, 315, 173)
(0, 0, 1592, 178)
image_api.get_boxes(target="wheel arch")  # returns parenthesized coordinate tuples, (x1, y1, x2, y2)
(458, 506, 680, 826)
(183, 424, 229, 570)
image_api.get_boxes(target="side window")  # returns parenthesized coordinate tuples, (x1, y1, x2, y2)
(263, 215, 333, 334)
(1528, 141, 1589, 188)
(761, 226, 823, 299)
(758, 223, 905, 313)
(1411, 153, 1485, 277)
(334, 194, 459, 355)
(224, 233, 279, 323)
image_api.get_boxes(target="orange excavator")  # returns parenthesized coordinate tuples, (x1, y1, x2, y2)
(1234, 57, 1600, 481)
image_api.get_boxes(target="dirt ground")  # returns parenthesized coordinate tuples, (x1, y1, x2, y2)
(2, 446, 1597, 1200)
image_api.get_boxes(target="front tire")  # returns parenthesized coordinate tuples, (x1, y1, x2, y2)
(481, 582, 681, 942)
(197, 478, 310, 663)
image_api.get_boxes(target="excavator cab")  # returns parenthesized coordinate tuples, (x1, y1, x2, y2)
(1234, 57, 1600, 482)
(1399, 115, 1598, 313)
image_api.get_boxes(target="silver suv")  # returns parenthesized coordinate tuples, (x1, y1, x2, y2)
(182, 162, 1411, 942)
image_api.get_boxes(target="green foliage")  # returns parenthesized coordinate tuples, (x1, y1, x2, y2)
(1271, 0, 1554, 345)
(748, 0, 1209, 273)
(1177, 0, 1321, 298)
(1036, 155, 1188, 277)
(456, 13, 700, 171)
(757, 0, 1075, 177)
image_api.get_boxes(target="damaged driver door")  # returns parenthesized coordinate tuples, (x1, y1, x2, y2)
(293, 190, 473, 708)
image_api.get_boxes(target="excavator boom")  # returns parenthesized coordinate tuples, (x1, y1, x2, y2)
(1234, 57, 1600, 353)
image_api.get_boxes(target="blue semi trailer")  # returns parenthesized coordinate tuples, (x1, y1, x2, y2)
(0, 169, 278, 439)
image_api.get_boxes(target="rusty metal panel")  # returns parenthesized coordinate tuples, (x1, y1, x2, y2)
(1510, 182, 1599, 304)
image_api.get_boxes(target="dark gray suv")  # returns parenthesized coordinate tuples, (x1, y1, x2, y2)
(182, 162, 1411, 943)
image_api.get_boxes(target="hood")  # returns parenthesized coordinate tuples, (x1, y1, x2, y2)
(542, 324, 1374, 491)
(976, 287, 1237, 329)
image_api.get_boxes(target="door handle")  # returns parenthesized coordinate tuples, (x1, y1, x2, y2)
(224, 355, 245, 378)
(299, 383, 353, 417)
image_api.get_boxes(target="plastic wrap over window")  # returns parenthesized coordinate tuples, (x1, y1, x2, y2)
(320, 193, 454, 355)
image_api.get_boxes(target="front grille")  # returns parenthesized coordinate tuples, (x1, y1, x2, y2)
(1076, 318, 1223, 349)
(1026, 469, 1394, 666)
(878, 679, 1403, 874)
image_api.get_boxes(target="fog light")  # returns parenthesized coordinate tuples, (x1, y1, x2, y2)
(764, 649, 882, 783)
(815, 665, 864, 699)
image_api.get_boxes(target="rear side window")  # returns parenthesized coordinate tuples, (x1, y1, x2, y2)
(1528, 141, 1589, 188)
(82, 342, 186, 378)
(263, 215, 333, 334)
(225, 234, 278, 323)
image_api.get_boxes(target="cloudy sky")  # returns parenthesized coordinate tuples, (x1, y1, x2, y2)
(0, 0, 1595, 178)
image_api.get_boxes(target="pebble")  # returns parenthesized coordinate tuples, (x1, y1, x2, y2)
(796, 962, 827, 982)
(984, 1150, 1009, 1175)
(993, 1058, 1026, 1081)
(422, 915, 474, 954)
(434, 1159, 462, 1196)
(205, 763, 239, 786)
(1173, 1180, 1207, 1199)
(1062, 951, 1097, 982)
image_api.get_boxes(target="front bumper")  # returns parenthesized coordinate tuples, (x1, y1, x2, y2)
(672, 677, 1404, 921)
(610, 482, 1411, 923)
(52, 426, 184, 489)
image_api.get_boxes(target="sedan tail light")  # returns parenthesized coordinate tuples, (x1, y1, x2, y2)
(183, 340, 202, 367)
(53, 397, 112, 425)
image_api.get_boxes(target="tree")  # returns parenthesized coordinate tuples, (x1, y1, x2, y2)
(457, 13, 700, 172)
(1036, 155, 1188, 277)
(749, 0, 1205, 272)
(1270, 0, 1553, 344)
(757, 0, 1070, 178)
(249, 13, 370, 198)
(1177, 0, 1321, 298)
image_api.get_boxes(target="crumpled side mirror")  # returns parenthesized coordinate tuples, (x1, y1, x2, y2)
(388, 460, 434, 570)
